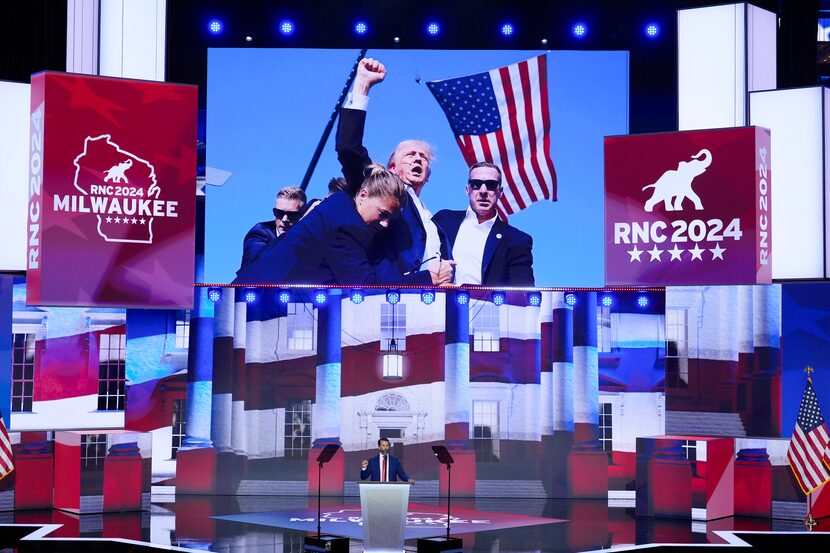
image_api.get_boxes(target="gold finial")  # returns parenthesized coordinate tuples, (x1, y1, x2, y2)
(805, 512, 818, 531)
(805, 366, 815, 381)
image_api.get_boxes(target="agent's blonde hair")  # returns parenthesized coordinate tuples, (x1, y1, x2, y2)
(360, 164, 408, 208)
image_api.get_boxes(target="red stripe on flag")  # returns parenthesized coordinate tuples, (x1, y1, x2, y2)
(498, 66, 538, 203)
(456, 137, 477, 167)
(536, 54, 558, 201)
(518, 58, 549, 200)
(493, 129, 526, 211)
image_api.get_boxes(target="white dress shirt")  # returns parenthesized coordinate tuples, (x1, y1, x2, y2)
(452, 207, 497, 285)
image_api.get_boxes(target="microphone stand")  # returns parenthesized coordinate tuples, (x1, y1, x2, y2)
(417, 445, 463, 552)
(304, 444, 348, 553)
(445, 462, 452, 540)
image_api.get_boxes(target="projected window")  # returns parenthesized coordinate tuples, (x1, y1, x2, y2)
(284, 399, 312, 459)
(172, 398, 187, 459)
(599, 403, 613, 456)
(682, 439, 698, 476)
(472, 302, 501, 352)
(380, 304, 406, 351)
(11, 333, 36, 413)
(665, 309, 689, 388)
(174, 310, 191, 349)
(81, 433, 108, 468)
(472, 400, 500, 462)
(98, 333, 126, 411)
(287, 303, 315, 350)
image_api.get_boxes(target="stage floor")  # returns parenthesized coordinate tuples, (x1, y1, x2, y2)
(0, 494, 826, 552)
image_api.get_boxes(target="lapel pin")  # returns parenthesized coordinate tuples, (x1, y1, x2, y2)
(496, 233, 502, 239)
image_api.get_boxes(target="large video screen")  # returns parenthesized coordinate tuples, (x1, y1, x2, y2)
(206, 49, 628, 287)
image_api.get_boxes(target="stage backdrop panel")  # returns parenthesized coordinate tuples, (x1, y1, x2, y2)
(26, 72, 197, 308)
(605, 127, 771, 286)
(206, 49, 629, 287)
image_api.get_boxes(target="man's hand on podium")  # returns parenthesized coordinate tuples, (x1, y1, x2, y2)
(407, 479, 416, 485)
(361, 459, 368, 470)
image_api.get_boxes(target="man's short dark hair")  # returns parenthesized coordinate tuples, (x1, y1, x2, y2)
(468, 161, 502, 182)
(328, 177, 350, 195)
(377, 437, 391, 446)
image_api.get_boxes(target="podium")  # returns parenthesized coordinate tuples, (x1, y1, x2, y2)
(359, 481, 411, 553)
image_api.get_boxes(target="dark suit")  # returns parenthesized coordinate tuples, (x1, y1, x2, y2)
(336, 107, 449, 274)
(233, 192, 432, 286)
(360, 453, 410, 482)
(432, 210, 535, 286)
(239, 220, 277, 270)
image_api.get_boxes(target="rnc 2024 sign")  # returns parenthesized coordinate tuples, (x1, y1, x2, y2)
(604, 127, 771, 286)
(27, 72, 197, 308)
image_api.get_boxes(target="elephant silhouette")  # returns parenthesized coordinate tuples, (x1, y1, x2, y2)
(642, 149, 711, 212)
(103, 158, 133, 184)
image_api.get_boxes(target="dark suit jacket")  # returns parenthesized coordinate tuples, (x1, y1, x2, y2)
(336, 107, 449, 274)
(360, 453, 410, 482)
(432, 210, 535, 286)
(232, 192, 432, 286)
(239, 220, 277, 270)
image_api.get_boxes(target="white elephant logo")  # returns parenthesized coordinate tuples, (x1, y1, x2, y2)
(642, 149, 712, 212)
(103, 158, 133, 183)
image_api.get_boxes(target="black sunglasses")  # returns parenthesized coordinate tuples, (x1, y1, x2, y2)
(273, 207, 302, 222)
(468, 179, 501, 191)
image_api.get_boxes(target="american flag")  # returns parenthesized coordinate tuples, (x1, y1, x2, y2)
(787, 378, 830, 493)
(427, 54, 557, 219)
(0, 409, 13, 480)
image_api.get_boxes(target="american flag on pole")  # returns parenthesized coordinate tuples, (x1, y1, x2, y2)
(787, 377, 830, 494)
(0, 409, 13, 480)
(426, 54, 557, 220)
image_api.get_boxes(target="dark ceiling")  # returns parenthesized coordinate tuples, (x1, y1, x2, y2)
(2, 0, 819, 134)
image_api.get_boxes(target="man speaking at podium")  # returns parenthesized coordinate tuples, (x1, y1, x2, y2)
(360, 437, 415, 484)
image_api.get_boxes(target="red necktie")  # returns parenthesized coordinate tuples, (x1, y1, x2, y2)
(381, 455, 387, 482)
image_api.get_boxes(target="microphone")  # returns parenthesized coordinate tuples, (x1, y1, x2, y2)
(403, 255, 438, 275)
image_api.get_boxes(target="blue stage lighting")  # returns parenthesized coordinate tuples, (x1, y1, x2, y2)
(638, 295, 650, 308)
(244, 289, 257, 303)
(492, 291, 506, 306)
(354, 21, 368, 35)
(644, 22, 660, 38)
(386, 290, 401, 304)
(279, 20, 295, 35)
(571, 22, 588, 38)
(565, 293, 577, 306)
(456, 291, 470, 305)
(527, 291, 542, 307)
(314, 290, 327, 305)
(278, 290, 291, 304)
(207, 288, 222, 302)
(421, 290, 435, 305)
(208, 19, 223, 35)
(350, 290, 364, 304)
(501, 23, 514, 37)
(426, 22, 441, 36)
(601, 295, 613, 307)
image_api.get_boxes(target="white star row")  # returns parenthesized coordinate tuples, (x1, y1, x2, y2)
(104, 216, 147, 225)
(627, 243, 726, 262)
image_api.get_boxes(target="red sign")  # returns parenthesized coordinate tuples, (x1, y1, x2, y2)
(27, 72, 197, 308)
(605, 127, 771, 286)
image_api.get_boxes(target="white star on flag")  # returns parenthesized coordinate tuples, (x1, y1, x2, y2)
(648, 245, 664, 262)
(710, 243, 726, 260)
(668, 244, 684, 261)
(628, 246, 643, 262)
(689, 244, 704, 260)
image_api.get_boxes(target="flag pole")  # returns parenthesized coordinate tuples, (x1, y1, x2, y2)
(805, 492, 817, 531)
(804, 366, 818, 531)
(299, 48, 368, 192)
